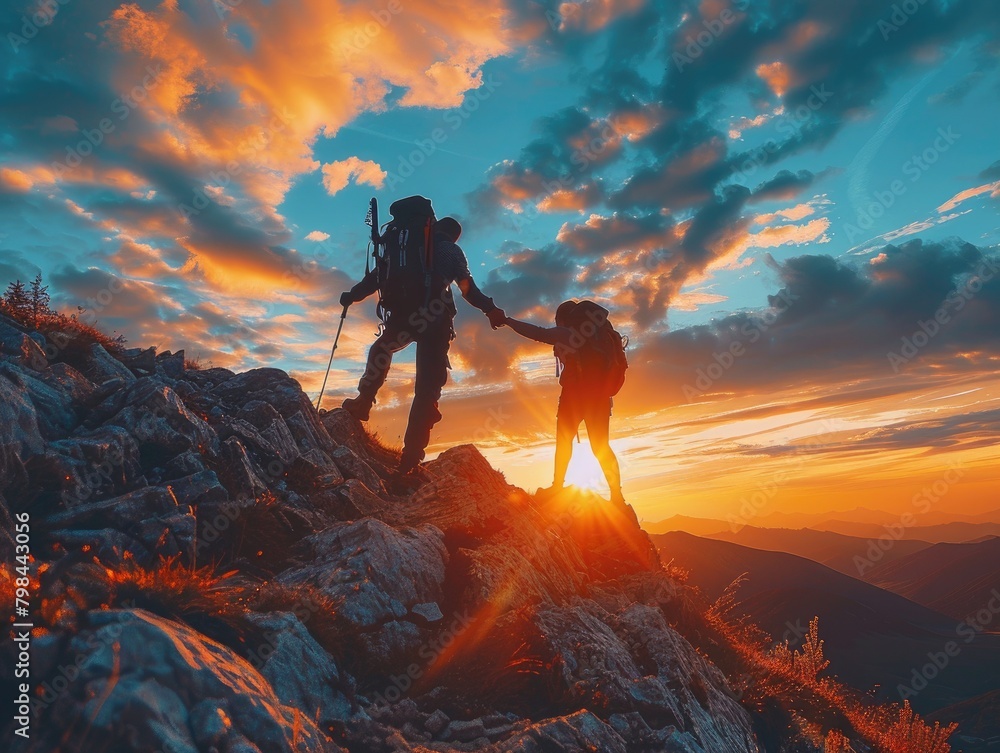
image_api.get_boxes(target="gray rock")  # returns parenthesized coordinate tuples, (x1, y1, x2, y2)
(0, 369, 45, 492)
(45, 485, 179, 530)
(425, 709, 450, 735)
(217, 436, 269, 499)
(246, 611, 358, 727)
(161, 448, 207, 481)
(45, 527, 152, 566)
(0, 361, 77, 437)
(84, 343, 136, 384)
(118, 346, 157, 376)
(103, 380, 218, 461)
(0, 327, 48, 370)
(130, 508, 197, 562)
(334, 478, 388, 519)
(36, 425, 143, 507)
(156, 349, 186, 379)
(34, 609, 340, 753)
(331, 445, 383, 493)
(165, 470, 228, 507)
(279, 519, 447, 662)
(286, 408, 336, 454)
(411, 602, 443, 623)
(38, 362, 96, 404)
(444, 718, 487, 743)
(481, 710, 628, 753)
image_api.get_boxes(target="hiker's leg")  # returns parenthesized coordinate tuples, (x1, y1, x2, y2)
(585, 398, 622, 500)
(357, 324, 409, 403)
(400, 327, 450, 470)
(553, 394, 580, 488)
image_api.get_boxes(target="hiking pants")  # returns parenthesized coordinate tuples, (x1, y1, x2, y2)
(356, 318, 452, 467)
(554, 390, 621, 495)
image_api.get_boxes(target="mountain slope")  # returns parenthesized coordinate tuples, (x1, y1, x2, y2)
(0, 312, 759, 753)
(653, 532, 1000, 716)
(867, 537, 1000, 619)
(705, 525, 933, 578)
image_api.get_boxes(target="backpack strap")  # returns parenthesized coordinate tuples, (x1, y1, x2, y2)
(423, 217, 434, 307)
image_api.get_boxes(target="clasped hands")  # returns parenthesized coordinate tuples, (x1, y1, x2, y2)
(487, 306, 507, 330)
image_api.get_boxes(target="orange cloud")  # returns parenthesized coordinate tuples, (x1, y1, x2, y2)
(937, 181, 1000, 212)
(0, 168, 33, 193)
(757, 61, 792, 97)
(321, 158, 387, 196)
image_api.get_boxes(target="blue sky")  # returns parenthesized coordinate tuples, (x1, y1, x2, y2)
(2, 0, 999, 518)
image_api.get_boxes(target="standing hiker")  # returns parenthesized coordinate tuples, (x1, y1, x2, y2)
(502, 300, 629, 505)
(339, 196, 506, 477)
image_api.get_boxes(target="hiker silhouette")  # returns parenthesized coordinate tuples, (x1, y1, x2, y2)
(504, 300, 628, 505)
(340, 198, 505, 477)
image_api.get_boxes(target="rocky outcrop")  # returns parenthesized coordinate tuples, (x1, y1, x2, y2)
(0, 313, 762, 753)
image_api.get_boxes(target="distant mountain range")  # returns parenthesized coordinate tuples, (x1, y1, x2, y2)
(644, 509, 1000, 544)
(868, 536, 1000, 620)
(704, 525, 933, 579)
(652, 532, 1000, 722)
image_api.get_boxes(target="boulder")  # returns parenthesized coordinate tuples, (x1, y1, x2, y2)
(0, 361, 77, 437)
(32, 609, 341, 753)
(38, 361, 96, 404)
(0, 368, 45, 494)
(165, 470, 228, 508)
(216, 436, 269, 500)
(246, 611, 358, 727)
(43, 485, 180, 530)
(156, 349, 186, 379)
(118, 346, 157, 376)
(31, 425, 143, 509)
(484, 711, 628, 753)
(279, 519, 447, 662)
(83, 343, 136, 385)
(0, 327, 48, 370)
(102, 380, 218, 463)
(330, 445, 384, 493)
(129, 508, 197, 563)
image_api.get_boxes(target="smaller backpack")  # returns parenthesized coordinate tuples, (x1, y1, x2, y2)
(560, 300, 629, 396)
(375, 196, 441, 320)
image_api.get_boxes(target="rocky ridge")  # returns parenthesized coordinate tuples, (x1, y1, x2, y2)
(0, 311, 762, 753)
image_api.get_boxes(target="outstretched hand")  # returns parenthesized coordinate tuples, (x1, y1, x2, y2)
(339, 292, 354, 308)
(487, 307, 507, 330)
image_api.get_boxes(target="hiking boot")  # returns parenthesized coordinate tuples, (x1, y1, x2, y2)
(535, 483, 565, 500)
(389, 464, 428, 495)
(342, 395, 373, 421)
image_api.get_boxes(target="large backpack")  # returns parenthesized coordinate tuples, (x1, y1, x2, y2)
(374, 196, 443, 321)
(560, 300, 629, 396)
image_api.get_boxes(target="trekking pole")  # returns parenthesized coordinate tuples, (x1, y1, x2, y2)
(315, 304, 349, 412)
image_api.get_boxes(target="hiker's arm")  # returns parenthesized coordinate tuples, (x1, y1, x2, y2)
(505, 317, 574, 346)
(341, 268, 379, 306)
(456, 276, 497, 314)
